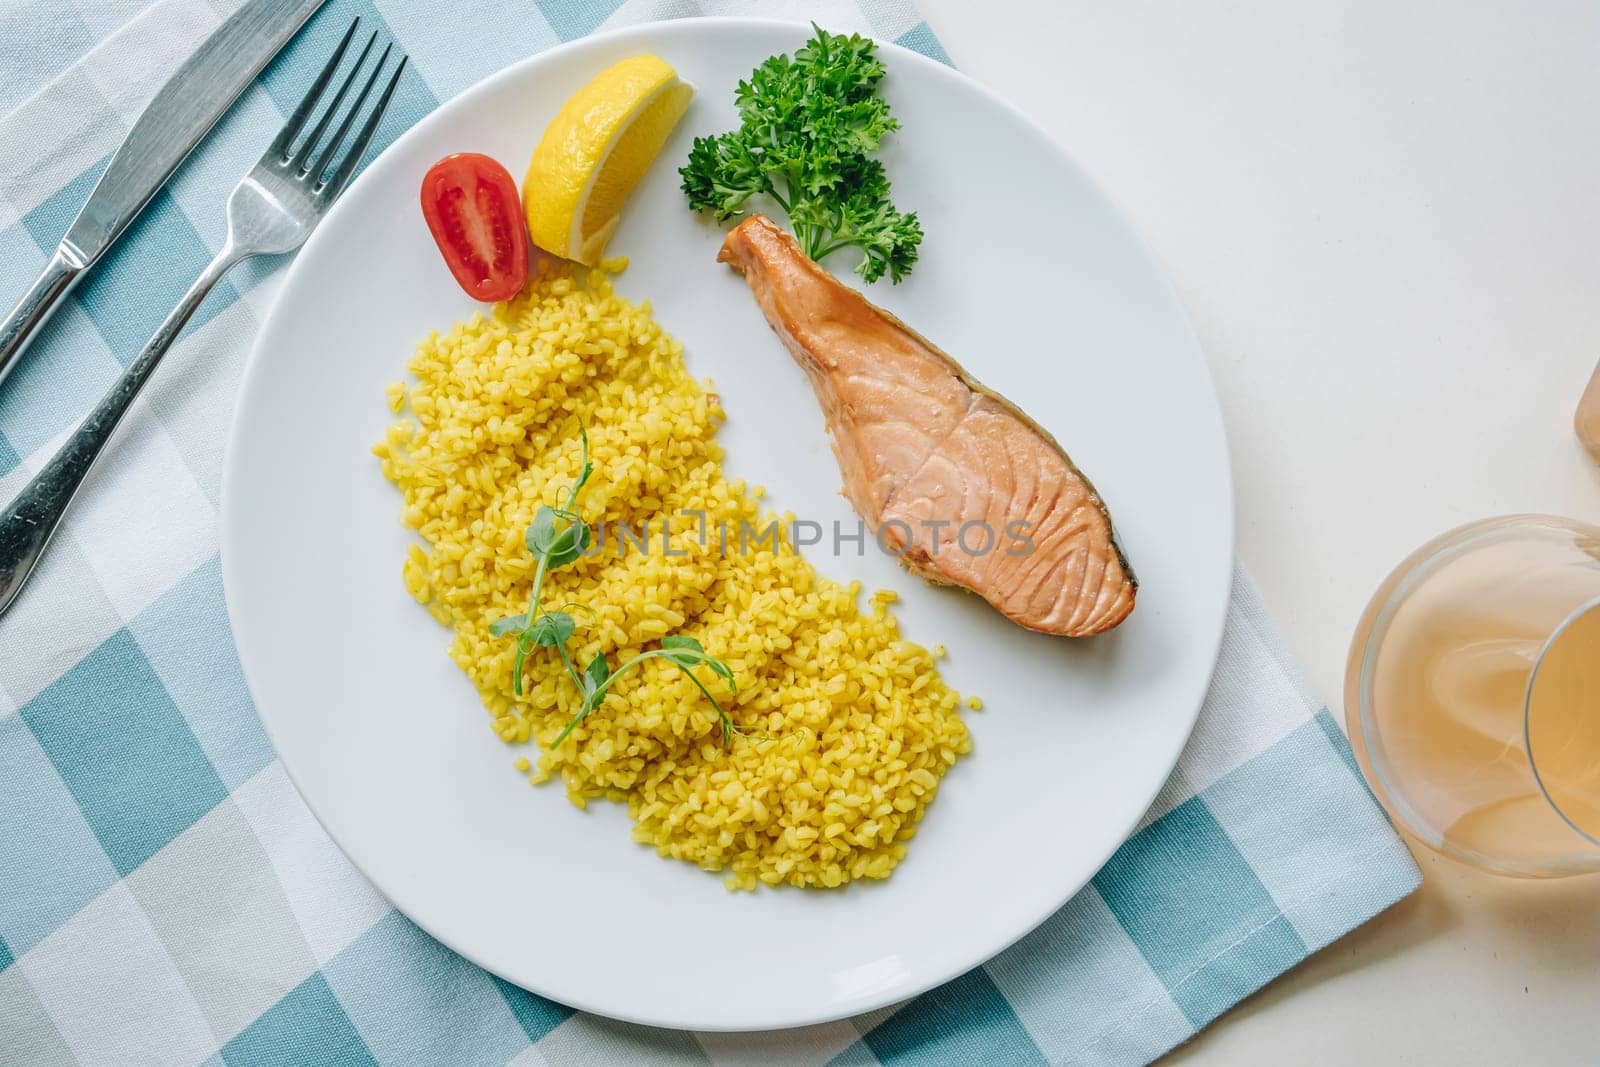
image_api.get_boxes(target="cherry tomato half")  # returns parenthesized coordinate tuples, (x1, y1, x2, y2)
(420, 153, 530, 302)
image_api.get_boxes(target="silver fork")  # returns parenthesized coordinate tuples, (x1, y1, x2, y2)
(0, 19, 405, 618)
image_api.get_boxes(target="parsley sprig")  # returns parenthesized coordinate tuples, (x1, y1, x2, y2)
(680, 25, 923, 284)
(491, 428, 740, 749)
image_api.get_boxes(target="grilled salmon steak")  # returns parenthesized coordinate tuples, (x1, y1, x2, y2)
(718, 215, 1136, 637)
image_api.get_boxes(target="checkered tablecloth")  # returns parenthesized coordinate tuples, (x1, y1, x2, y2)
(0, 2, 1420, 1064)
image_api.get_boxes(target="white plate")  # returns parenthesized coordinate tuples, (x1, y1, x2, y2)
(222, 18, 1232, 1032)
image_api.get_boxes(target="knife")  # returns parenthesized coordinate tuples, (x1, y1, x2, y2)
(0, 0, 328, 389)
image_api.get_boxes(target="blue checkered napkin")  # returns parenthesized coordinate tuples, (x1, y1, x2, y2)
(0, 1, 1419, 1064)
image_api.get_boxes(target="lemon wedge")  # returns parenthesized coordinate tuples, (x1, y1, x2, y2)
(522, 55, 692, 265)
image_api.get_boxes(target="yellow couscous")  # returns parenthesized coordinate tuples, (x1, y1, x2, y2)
(373, 263, 971, 889)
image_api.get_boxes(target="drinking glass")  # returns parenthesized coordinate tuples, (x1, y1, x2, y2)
(1578, 357, 1600, 461)
(1346, 515, 1600, 876)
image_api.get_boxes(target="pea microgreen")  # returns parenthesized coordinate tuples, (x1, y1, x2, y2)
(491, 427, 740, 750)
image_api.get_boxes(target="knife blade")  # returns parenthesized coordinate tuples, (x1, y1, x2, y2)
(0, 0, 328, 389)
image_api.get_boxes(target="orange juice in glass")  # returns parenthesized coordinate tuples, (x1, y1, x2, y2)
(1346, 515, 1600, 875)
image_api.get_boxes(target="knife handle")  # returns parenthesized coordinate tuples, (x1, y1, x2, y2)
(0, 243, 241, 619)
(0, 246, 85, 389)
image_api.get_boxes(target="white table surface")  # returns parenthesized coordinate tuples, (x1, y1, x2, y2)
(914, 0, 1600, 1062)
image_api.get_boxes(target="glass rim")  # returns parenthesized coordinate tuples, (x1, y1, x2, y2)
(1524, 592, 1600, 849)
(1354, 514, 1600, 877)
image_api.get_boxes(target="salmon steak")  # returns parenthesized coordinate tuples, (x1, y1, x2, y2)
(718, 215, 1137, 637)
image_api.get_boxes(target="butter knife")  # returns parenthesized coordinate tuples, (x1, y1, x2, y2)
(0, 0, 327, 388)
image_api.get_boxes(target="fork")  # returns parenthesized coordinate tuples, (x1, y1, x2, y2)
(0, 19, 405, 618)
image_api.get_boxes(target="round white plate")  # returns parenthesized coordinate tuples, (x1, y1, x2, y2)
(222, 18, 1232, 1032)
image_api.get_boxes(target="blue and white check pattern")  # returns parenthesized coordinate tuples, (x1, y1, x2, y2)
(0, 2, 1419, 1064)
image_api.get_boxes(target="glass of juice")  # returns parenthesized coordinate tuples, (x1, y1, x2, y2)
(1578, 358, 1600, 461)
(1346, 515, 1600, 876)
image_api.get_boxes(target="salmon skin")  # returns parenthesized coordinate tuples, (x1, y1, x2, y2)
(718, 214, 1136, 637)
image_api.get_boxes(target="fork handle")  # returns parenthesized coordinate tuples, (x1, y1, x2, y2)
(0, 243, 245, 617)
(0, 246, 85, 391)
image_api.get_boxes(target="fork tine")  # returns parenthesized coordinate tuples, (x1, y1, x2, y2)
(267, 17, 360, 162)
(289, 30, 379, 173)
(319, 53, 407, 198)
(309, 42, 391, 181)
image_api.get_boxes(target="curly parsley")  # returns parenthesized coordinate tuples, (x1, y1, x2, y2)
(680, 25, 923, 284)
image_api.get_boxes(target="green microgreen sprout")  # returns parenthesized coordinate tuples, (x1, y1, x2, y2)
(491, 427, 740, 750)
